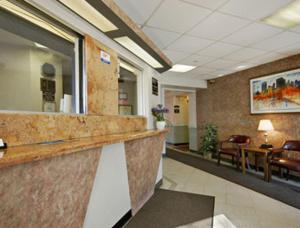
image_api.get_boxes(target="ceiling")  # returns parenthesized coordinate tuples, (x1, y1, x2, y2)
(114, 0, 300, 80)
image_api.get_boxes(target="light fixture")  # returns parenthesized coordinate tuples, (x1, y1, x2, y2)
(58, 0, 118, 32)
(34, 42, 48, 49)
(169, 64, 196, 73)
(0, 0, 75, 42)
(114, 36, 163, 69)
(120, 61, 135, 73)
(236, 65, 247, 70)
(258, 119, 274, 148)
(262, 0, 300, 28)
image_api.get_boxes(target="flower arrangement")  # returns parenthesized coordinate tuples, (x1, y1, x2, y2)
(151, 104, 169, 121)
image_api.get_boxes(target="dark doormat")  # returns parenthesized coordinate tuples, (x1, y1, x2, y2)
(125, 189, 214, 228)
(167, 148, 300, 209)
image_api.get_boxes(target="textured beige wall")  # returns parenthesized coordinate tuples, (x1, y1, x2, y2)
(197, 54, 300, 149)
(85, 35, 119, 115)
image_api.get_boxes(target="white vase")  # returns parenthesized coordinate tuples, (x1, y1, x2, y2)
(156, 121, 166, 130)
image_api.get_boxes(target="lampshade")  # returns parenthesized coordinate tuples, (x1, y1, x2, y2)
(257, 120, 274, 131)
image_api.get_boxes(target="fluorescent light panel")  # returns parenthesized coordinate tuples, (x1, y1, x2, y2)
(262, 0, 300, 28)
(169, 64, 196, 73)
(58, 0, 118, 32)
(34, 42, 48, 49)
(0, 0, 75, 42)
(120, 61, 136, 73)
(114, 36, 163, 69)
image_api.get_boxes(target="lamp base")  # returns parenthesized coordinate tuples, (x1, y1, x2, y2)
(260, 144, 273, 149)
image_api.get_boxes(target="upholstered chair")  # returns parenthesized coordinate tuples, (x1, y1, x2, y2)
(218, 135, 251, 170)
(269, 140, 300, 181)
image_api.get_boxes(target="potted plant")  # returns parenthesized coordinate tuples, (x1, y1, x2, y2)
(151, 104, 169, 130)
(201, 123, 218, 159)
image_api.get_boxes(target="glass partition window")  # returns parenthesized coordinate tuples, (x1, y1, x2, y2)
(0, 4, 82, 113)
(118, 62, 138, 116)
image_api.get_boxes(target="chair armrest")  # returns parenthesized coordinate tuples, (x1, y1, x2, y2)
(269, 148, 284, 160)
(218, 140, 228, 150)
(270, 148, 284, 154)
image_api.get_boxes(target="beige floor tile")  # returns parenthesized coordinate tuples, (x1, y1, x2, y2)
(162, 158, 300, 228)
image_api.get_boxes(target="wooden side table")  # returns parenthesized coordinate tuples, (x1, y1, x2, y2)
(241, 147, 272, 181)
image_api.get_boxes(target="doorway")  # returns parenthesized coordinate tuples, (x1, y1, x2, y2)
(163, 88, 198, 152)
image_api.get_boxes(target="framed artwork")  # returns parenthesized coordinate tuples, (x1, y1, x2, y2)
(119, 105, 132, 115)
(152, 77, 158, 96)
(250, 68, 300, 114)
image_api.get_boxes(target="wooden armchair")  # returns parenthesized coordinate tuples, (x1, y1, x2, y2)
(268, 140, 300, 181)
(217, 135, 251, 170)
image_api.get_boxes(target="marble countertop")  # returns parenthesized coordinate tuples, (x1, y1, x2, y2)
(0, 129, 169, 169)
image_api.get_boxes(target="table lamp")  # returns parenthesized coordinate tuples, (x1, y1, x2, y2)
(257, 119, 274, 148)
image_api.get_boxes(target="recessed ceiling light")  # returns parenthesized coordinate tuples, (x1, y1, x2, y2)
(169, 64, 196, 73)
(34, 42, 48, 49)
(114, 36, 163, 69)
(120, 61, 135, 73)
(262, 0, 300, 28)
(236, 65, 247, 70)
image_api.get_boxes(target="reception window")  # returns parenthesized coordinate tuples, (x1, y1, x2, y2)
(0, 1, 83, 113)
(118, 61, 139, 116)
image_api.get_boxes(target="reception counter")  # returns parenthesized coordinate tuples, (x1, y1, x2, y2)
(0, 129, 168, 228)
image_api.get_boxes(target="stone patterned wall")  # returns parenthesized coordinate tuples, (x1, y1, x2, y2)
(0, 113, 146, 146)
(0, 148, 101, 228)
(197, 54, 300, 149)
(85, 35, 119, 115)
(125, 133, 165, 215)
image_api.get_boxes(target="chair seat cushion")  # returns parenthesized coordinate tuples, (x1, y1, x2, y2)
(271, 157, 300, 171)
(219, 148, 238, 156)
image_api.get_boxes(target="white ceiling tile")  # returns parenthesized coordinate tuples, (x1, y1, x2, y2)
(202, 59, 238, 69)
(178, 55, 215, 66)
(188, 12, 250, 40)
(198, 42, 241, 57)
(181, 0, 229, 10)
(223, 23, 283, 46)
(247, 52, 286, 64)
(224, 47, 267, 61)
(191, 73, 216, 80)
(276, 43, 300, 56)
(219, 0, 293, 20)
(166, 35, 213, 53)
(190, 66, 216, 75)
(251, 31, 300, 51)
(291, 25, 300, 34)
(163, 50, 190, 62)
(142, 26, 181, 49)
(114, 0, 162, 25)
(147, 0, 211, 33)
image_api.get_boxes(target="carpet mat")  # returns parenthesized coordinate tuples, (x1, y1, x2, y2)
(166, 148, 300, 209)
(125, 189, 214, 228)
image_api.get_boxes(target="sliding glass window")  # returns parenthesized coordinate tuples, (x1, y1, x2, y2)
(0, 1, 83, 113)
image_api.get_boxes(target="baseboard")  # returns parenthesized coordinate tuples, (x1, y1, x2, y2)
(112, 210, 132, 228)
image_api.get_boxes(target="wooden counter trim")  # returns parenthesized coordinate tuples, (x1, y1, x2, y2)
(0, 129, 168, 169)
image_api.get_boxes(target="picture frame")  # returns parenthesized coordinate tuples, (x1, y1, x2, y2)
(250, 68, 300, 114)
(119, 105, 132, 115)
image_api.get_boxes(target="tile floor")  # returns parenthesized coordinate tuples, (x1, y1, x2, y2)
(161, 158, 300, 228)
